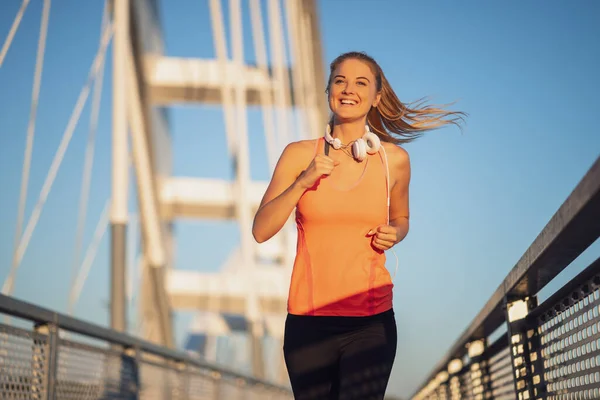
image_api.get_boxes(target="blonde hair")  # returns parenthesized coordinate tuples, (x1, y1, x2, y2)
(326, 51, 467, 145)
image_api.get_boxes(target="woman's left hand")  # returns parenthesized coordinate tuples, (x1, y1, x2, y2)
(367, 225, 400, 251)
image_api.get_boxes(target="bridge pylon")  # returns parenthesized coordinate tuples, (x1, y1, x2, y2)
(113, 0, 326, 383)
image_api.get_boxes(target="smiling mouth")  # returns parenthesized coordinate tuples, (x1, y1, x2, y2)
(340, 99, 358, 106)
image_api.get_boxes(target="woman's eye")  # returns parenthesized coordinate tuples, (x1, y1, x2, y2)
(357, 81, 366, 86)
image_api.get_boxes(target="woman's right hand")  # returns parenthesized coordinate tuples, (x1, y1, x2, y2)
(297, 155, 340, 189)
(253, 141, 336, 243)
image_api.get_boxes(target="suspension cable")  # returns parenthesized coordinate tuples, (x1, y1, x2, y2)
(127, 213, 140, 306)
(68, 200, 110, 314)
(6, 0, 51, 297)
(0, 0, 31, 68)
(208, 0, 237, 158)
(267, 0, 293, 151)
(249, 0, 278, 174)
(2, 18, 114, 296)
(284, 0, 308, 141)
(69, 1, 108, 313)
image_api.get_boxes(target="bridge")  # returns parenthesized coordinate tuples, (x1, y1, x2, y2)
(410, 157, 600, 399)
(0, 0, 598, 399)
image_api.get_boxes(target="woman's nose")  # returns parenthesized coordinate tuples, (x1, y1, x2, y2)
(342, 84, 354, 94)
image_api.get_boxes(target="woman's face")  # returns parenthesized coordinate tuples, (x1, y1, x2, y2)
(328, 58, 380, 123)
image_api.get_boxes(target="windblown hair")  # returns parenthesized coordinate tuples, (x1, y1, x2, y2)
(326, 51, 467, 145)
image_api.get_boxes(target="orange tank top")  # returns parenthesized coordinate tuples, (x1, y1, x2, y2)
(287, 138, 394, 316)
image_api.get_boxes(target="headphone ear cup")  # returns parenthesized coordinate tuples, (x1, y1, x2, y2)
(363, 132, 381, 154)
(332, 138, 342, 150)
(352, 139, 367, 161)
(325, 124, 342, 149)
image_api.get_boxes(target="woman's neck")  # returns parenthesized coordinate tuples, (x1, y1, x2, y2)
(331, 119, 366, 144)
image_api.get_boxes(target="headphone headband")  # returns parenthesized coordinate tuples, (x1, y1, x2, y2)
(323, 123, 381, 162)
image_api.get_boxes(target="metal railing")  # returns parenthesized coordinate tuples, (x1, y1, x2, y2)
(0, 294, 293, 399)
(411, 155, 600, 400)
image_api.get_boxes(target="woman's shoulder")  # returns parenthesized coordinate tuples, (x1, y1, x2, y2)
(276, 138, 321, 170)
(281, 138, 321, 160)
(381, 142, 411, 185)
(284, 138, 321, 152)
(382, 142, 410, 167)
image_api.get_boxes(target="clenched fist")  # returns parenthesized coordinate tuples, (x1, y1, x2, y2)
(367, 225, 401, 251)
(297, 154, 340, 189)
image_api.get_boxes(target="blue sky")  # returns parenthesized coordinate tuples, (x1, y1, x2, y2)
(1, 0, 599, 397)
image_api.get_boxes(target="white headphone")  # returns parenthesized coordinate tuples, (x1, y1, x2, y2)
(324, 123, 381, 162)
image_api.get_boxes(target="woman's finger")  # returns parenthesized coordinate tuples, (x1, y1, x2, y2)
(376, 232, 397, 242)
(374, 237, 394, 248)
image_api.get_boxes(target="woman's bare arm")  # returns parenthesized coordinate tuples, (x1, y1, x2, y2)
(369, 143, 411, 251)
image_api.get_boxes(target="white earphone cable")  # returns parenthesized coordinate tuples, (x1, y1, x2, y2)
(390, 248, 399, 282)
(380, 144, 399, 283)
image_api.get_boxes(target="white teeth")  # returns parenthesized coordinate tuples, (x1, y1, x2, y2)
(341, 100, 356, 105)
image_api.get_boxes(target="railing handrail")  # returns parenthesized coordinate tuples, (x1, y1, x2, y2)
(414, 154, 600, 395)
(0, 293, 291, 391)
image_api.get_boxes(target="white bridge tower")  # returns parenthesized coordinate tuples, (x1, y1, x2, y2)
(115, 0, 328, 384)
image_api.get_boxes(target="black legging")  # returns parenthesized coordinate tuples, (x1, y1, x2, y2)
(283, 309, 397, 400)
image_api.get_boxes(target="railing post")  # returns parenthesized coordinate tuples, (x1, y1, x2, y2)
(435, 371, 449, 399)
(447, 358, 463, 399)
(236, 378, 247, 400)
(525, 310, 547, 398)
(122, 346, 140, 399)
(467, 339, 491, 400)
(175, 360, 189, 400)
(32, 322, 58, 400)
(505, 296, 537, 400)
(211, 370, 222, 400)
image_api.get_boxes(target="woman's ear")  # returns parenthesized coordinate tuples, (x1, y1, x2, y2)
(373, 92, 381, 107)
